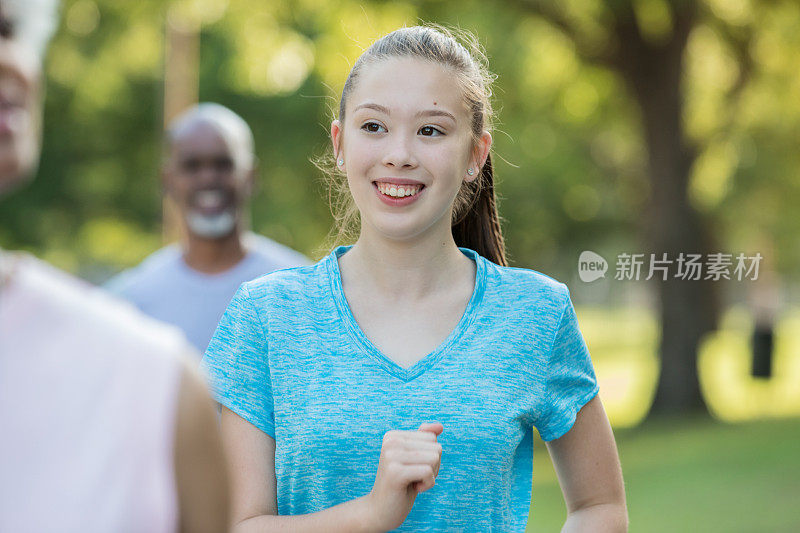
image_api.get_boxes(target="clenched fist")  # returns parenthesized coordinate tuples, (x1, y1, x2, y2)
(364, 422, 444, 531)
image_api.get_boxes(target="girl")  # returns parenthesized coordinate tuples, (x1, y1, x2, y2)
(202, 25, 627, 532)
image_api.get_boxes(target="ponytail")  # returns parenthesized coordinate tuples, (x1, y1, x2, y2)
(331, 26, 508, 264)
(451, 153, 507, 266)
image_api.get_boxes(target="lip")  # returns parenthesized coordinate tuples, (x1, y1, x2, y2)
(0, 89, 25, 108)
(0, 106, 25, 136)
(372, 181, 425, 207)
(372, 178, 425, 187)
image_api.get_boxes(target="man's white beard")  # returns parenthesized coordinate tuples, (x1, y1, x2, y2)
(186, 210, 236, 239)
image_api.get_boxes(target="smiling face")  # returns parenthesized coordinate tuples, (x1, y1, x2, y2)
(332, 57, 490, 244)
(0, 4, 42, 195)
(164, 121, 254, 240)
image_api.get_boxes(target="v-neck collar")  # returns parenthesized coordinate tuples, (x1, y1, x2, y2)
(325, 245, 486, 382)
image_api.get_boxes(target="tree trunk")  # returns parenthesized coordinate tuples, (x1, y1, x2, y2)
(612, 5, 720, 414)
(509, 0, 723, 415)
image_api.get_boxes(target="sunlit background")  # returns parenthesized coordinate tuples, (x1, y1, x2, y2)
(2, 0, 799, 530)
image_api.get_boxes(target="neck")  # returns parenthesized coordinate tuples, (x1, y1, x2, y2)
(182, 230, 247, 274)
(340, 224, 473, 301)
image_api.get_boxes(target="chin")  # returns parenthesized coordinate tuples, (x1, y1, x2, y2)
(368, 217, 442, 244)
(185, 211, 238, 239)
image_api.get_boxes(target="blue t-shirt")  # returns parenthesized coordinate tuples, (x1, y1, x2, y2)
(202, 246, 598, 532)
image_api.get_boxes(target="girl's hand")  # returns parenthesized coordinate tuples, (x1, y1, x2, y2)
(365, 422, 444, 531)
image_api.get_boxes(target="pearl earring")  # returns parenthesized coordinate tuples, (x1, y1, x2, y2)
(467, 167, 475, 176)
(338, 159, 344, 166)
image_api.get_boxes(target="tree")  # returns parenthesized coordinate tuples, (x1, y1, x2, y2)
(4, 0, 797, 418)
(503, 0, 791, 415)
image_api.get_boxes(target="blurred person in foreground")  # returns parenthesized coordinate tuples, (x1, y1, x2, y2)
(107, 103, 310, 354)
(0, 1, 229, 531)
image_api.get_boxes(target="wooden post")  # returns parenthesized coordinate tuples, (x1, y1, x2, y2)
(162, 8, 199, 243)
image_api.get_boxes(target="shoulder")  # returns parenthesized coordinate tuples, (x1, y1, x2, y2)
(481, 258, 571, 316)
(20, 255, 195, 362)
(241, 257, 327, 304)
(105, 244, 182, 294)
(225, 254, 330, 322)
(245, 233, 312, 269)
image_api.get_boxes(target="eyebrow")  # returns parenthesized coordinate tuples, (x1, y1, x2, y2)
(353, 102, 457, 122)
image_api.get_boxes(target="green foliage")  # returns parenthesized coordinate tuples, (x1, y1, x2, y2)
(1, 0, 798, 286)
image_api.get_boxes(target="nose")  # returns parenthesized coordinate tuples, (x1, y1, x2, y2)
(0, 43, 39, 97)
(381, 132, 418, 169)
(195, 160, 230, 187)
(194, 164, 219, 187)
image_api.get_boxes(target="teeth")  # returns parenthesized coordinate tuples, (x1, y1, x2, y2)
(196, 190, 224, 209)
(377, 183, 421, 198)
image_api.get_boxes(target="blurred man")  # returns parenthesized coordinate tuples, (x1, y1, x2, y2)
(108, 103, 310, 353)
(0, 1, 228, 531)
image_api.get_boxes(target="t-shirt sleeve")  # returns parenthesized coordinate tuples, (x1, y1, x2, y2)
(535, 287, 599, 442)
(200, 283, 275, 438)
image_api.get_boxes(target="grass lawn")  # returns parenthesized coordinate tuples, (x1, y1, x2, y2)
(525, 416, 800, 532)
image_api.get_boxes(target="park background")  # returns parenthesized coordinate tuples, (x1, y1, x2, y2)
(1, 0, 799, 530)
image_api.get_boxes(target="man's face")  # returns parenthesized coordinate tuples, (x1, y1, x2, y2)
(0, 3, 42, 195)
(164, 121, 253, 240)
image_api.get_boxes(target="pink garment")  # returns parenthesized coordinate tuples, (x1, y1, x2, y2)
(0, 255, 194, 532)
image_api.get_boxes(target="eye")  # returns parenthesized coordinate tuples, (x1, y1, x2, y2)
(0, 16, 15, 39)
(361, 121, 386, 133)
(419, 125, 444, 137)
(214, 157, 234, 172)
(181, 158, 201, 173)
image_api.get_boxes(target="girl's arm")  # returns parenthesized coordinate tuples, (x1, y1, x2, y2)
(221, 406, 442, 533)
(545, 395, 628, 533)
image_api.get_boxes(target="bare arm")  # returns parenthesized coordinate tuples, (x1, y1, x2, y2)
(221, 406, 443, 533)
(545, 395, 628, 533)
(173, 361, 230, 533)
